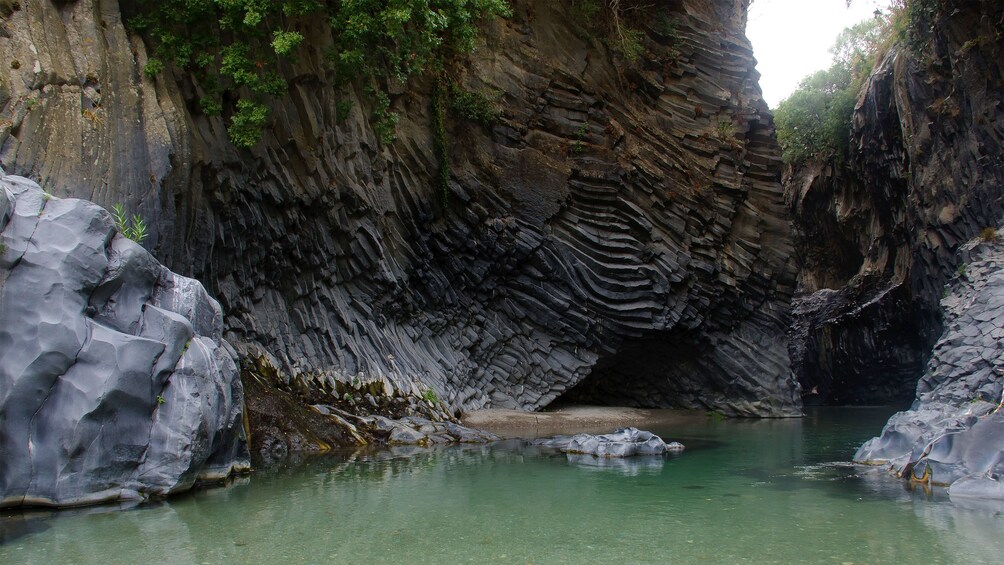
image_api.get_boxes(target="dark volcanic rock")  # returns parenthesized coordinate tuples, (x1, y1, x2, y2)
(0, 1, 799, 416)
(0, 171, 249, 508)
(788, 0, 1004, 405)
(855, 238, 1004, 497)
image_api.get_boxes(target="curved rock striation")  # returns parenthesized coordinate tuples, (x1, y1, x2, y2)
(855, 237, 1004, 498)
(0, 1, 799, 415)
(787, 0, 1004, 405)
(0, 170, 249, 508)
(0, 1, 799, 416)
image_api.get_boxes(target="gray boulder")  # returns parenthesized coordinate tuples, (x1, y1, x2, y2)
(537, 427, 682, 458)
(374, 415, 499, 446)
(854, 238, 1004, 497)
(0, 172, 249, 508)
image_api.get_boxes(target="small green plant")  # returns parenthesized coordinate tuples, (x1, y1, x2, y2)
(25, 97, 37, 111)
(448, 83, 501, 128)
(572, 121, 589, 155)
(336, 99, 353, 123)
(716, 118, 735, 141)
(957, 263, 967, 278)
(0, 242, 7, 256)
(432, 78, 450, 205)
(570, 0, 602, 29)
(156, 395, 166, 405)
(617, 27, 646, 63)
(422, 388, 439, 404)
(199, 96, 222, 116)
(369, 88, 399, 145)
(980, 227, 998, 243)
(270, 30, 304, 56)
(111, 203, 149, 243)
(143, 57, 164, 79)
(228, 99, 269, 147)
(10, 59, 19, 69)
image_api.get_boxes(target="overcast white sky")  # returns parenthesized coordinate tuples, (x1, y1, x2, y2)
(746, 0, 893, 108)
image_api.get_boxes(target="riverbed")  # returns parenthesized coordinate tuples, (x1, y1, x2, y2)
(2, 407, 1002, 564)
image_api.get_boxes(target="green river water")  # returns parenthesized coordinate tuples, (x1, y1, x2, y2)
(2, 407, 1003, 564)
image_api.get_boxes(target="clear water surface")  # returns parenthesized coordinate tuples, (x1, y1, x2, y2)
(3, 407, 1003, 564)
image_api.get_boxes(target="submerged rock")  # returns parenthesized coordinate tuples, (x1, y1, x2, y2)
(855, 239, 1004, 497)
(537, 427, 683, 458)
(0, 173, 249, 508)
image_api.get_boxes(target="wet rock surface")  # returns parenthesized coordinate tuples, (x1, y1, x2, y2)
(241, 356, 500, 463)
(535, 427, 683, 457)
(0, 0, 799, 417)
(788, 0, 1004, 405)
(0, 171, 249, 508)
(360, 415, 500, 446)
(855, 239, 1004, 497)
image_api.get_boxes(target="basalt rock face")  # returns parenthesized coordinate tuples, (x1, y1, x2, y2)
(0, 1, 799, 416)
(855, 238, 1004, 499)
(0, 171, 249, 508)
(788, 0, 1004, 405)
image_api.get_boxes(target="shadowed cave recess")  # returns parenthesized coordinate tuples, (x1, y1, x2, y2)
(558, 331, 719, 410)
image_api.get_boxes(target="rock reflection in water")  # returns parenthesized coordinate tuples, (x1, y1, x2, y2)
(3, 408, 1003, 565)
(565, 453, 668, 476)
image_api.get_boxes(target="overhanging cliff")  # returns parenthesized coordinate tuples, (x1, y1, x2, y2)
(788, 0, 1004, 405)
(0, 0, 800, 416)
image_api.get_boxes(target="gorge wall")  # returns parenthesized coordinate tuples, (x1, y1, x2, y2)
(787, 0, 1004, 406)
(0, 0, 800, 416)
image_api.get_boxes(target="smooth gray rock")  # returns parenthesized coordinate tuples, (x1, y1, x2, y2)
(0, 173, 249, 508)
(855, 239, 1004, 497)
(538, 427, 681, 458)
(376, 415, 499, 446)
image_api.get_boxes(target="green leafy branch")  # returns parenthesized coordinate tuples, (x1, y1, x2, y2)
(112, 204, 149, 244)
(130, 0, 511, 148)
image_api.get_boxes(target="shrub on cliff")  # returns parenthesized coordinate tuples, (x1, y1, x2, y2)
(774, 1, 941, 165)
(774, 15, 888, 164)
(128, 0, 510, 148)
(774, 65, 856, 164)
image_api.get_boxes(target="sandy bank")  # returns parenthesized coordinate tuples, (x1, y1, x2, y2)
(461, 405, 705, 439)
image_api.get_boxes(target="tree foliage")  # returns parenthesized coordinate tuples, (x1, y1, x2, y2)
(128, 0, 511, 147)
(774, 12, 888, 164)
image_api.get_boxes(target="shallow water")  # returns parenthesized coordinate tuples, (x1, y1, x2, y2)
(3, 407, 1003, 564)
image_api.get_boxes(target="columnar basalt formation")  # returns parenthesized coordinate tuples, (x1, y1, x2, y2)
(787, 0, 1004, 405)
(0, 0, 799, 416)
(855, 237, 1004, 500)
(0, 171, 249, 508)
